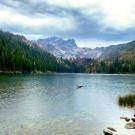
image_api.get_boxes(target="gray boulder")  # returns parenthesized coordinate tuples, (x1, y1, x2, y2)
(125, 122, 135, 129)
(103, 128, 113, 135)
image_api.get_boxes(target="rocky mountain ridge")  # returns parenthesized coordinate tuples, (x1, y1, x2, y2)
(35, 37, 135, 60)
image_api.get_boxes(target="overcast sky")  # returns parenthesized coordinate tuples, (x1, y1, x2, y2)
(1, 0, 135, 48)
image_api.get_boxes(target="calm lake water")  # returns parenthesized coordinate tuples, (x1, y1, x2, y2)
(0, 74, 135, 135)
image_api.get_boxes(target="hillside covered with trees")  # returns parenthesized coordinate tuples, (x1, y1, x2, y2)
(0, 30, 83, 73)
(73, 58, 135, 73)
(1, 30, 135, 74)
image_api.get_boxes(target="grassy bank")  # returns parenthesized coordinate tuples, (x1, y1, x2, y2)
(118, 93, 135, 107)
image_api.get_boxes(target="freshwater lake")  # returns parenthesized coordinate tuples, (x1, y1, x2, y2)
(0, 74, 135, 135)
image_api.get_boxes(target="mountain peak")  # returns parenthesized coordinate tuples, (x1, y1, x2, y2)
(35, 37, 135, 59)
(37, 37, 78, 48)
(66, 38, 76, 45)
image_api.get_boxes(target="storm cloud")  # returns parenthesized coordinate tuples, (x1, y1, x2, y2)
(1, 0, 135, 48)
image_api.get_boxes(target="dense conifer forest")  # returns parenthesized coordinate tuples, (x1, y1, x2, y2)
(1, 30, 135, 74)
(0, 30, 82, 73)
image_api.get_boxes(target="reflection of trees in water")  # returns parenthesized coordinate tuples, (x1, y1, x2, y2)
(32, 74, 78, 115)
(0, 75, 28, 99)
(0, 74, 84, 135)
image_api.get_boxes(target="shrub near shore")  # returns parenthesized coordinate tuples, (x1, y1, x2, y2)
(118, 94, 135, 107)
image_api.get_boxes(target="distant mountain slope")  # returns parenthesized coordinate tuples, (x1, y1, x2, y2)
(1, 30, 135, 74)
(36, 37, 135, 60)
(36, 37, 102, 58)
(100, 41, 135, 60)
(0, 31, 82, 73)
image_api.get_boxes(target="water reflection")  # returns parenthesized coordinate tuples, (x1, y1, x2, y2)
(0, 74, 135, 135)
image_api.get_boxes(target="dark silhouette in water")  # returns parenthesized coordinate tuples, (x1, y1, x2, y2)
(77, 85, 84, 89)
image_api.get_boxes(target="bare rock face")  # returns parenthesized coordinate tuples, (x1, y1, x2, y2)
(36, 37, 103, 59)
(125, 122, 135, 129)
(35, 37, 135, 60)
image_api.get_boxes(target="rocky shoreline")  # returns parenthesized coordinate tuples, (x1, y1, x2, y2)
(0, 70, 55, 75)
(103, 114, 135, 135)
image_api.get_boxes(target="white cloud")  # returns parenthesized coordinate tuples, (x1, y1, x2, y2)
(0, 6, 75, 31)
(45, 0, 94, 8)
(2, 0, 135, 32)
(1, 0, 135, 47)
(13, 32, 44, 40)
(98, 0, 135, 30)
(76, 39, 129, 48)
(45, 0, 135, 31)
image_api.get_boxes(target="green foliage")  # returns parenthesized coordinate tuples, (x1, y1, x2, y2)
(85, 58, 135, 73)
(0, 30, 82, 73)
(1, 30, 135, 74)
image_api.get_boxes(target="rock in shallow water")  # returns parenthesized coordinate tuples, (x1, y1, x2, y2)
(131, 118, 135, 122)
(103, 128, 113, 135)
(107, 127, 117, 132)
(120, 117, 130, 122)
(125, 122, 135, 129)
